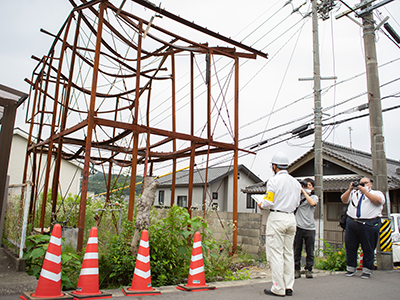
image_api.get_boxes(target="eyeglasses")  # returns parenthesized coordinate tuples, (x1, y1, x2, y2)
(360, 180, 370, 185)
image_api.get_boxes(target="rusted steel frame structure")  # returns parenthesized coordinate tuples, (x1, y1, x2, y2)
(22, 0, 267, 252)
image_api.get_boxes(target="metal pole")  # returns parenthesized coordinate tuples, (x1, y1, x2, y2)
(19, 183, 32, 259)
(77, 1, 106, 252)
(361, 3, 392, 269)
(232, 57, 239, 254)
(127, 19, 143, 222)
(188, 53, 195, 214)
(312, 0, 324, 252)
(171, 53, 177, 208)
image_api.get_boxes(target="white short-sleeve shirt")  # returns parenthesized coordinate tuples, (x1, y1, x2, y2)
(345, 189, 385, 219)
(260, 170, 301, 212)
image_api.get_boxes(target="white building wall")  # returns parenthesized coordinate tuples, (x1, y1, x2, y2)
(8, 130, 83, 197)
(154, 169, 262, 213)
(225, 170, 261, 213)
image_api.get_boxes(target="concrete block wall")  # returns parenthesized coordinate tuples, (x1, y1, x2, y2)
(190, 210, 262, 256)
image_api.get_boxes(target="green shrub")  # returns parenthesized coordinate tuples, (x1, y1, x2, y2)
(99, 221, 135, 288)
(314, 240, 347, 272)
(149, 205, 219, 286)
(25, 204, 255, 290)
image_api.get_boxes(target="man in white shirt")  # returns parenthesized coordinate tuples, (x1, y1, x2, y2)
(258, 152, 301, 297)
(341, 177, 385, 279)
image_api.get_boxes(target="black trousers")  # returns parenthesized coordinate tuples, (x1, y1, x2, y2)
(345, 216, 381, 273)
(294, 227, 315, 271)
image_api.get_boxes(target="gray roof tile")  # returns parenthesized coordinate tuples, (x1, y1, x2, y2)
(157, 164, 262, 187)
(242, 142, 400, 194)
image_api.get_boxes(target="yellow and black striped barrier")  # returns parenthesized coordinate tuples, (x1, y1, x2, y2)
(380, 219, 392, 252)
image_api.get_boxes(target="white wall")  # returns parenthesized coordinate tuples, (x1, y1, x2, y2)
(8, 131, 82, 197)
(155, 169, 262, 213)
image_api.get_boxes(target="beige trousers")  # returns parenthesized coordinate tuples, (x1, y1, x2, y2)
(265, 211, 296, 295)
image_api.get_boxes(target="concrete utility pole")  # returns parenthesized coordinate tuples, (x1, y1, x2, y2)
(299, 0, 336, 251)
(336, 0, 393, 270)
(311, 0, 324, 252)
(361, 2, 391, 270)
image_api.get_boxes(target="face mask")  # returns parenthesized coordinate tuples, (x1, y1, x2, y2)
(304, 189, 311, 194)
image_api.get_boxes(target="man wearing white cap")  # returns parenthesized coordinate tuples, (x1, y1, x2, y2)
(258, 152, 301, 297)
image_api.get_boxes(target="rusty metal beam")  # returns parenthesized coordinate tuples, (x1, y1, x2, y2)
(188, 52, 195, 215)
(127, 19, 143, 222)
(171, 53, 176, 207)
(77, 0, 106, 252)
(130, 0, 268, 58)
(51, 12, 81, 221)
(232, 57, 239, 254)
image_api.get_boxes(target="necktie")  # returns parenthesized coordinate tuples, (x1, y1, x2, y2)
(356, 193, 364, 218)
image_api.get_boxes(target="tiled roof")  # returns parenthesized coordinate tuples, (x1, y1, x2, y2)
(156, 164, 263, 187)
(241, 175, 362, 194)
(242, 142, 400, 194)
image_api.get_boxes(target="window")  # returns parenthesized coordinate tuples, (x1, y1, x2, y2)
(246, 194, 255, 209)
(212, 192, 218, 199)
(177, 196, 187, 208)
(158, 190, 164, 205)
(327, 203, 347, 221)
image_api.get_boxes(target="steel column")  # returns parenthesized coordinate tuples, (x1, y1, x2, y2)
(77, 0, 106, 252)
(171, 53, 177, 207)
(232, 57, 239, 254)
(127, 19, 143, 222)
(188, 52, 195, 214)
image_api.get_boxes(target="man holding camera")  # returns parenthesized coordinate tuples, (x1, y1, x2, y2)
(340, 177, 385, 279)
(258, 152, 301, 297)
(294, 178, 318, 279)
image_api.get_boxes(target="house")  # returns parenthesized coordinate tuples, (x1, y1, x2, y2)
(8, 128, 84, 197)
(155, 164, 263, 213)
(242, 141, 400, 247)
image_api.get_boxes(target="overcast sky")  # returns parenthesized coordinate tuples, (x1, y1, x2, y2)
(1, 0, 399, 182)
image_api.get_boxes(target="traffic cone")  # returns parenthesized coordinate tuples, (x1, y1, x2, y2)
(177, 232, 216, 292)
(71, 227, 111, 299)
(122, 229, 160, 296)
(20, 224, 73, 300)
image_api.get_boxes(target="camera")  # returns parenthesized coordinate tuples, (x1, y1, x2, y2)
(298, 179, 308, 188)
(352, 181, 365, 189)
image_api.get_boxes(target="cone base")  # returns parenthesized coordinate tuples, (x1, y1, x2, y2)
(20, 291, 74, 300)
(176, 284, 216, 292)
(70, 291, 112, 300)
(121, 286, 161, 297)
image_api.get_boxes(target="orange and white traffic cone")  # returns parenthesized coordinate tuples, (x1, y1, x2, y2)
(20, 224, 73, 300)
(122, 229, 160, 296)
(71, 227, 111, 299)
(177, 232, 216, 292)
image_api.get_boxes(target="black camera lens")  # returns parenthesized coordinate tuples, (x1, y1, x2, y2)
(352, 181, 364, 188)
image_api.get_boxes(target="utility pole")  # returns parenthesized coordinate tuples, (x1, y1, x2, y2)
(299, 0, 336, 252)
(361, 1, 391, 270)
(336, 0, 394, 270)
(312, 0, 324, 253)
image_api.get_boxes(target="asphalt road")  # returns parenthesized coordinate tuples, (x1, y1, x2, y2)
(3, 270, 400, 300)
